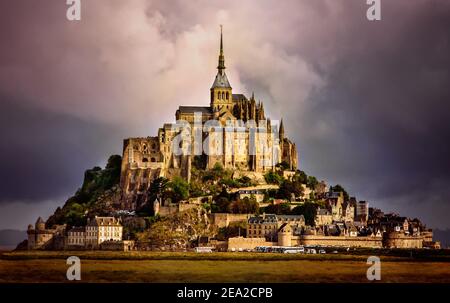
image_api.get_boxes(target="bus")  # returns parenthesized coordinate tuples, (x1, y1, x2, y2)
(194, 246, 213, 253)
(281, 246, 305, 254)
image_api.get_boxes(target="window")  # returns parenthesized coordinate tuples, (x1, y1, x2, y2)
(218, 91, 221, 99)
(222, 92, 225, 100)
(142, 158, 148, 162)
(226, 92, 229, 100)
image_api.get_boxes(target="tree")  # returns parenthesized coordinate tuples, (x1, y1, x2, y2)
(149, 177, 169, 196)
(277, 180, 303, 200)
(264, 171, 283, 185)
(215, 197, 231, 213)
(230, 197, 259, 214)
(307, 176, 318, 189)
(276, 161, 290, 170)
(291, 202, 317, 226)
(293, 170, 308, 184)
(264, 203, 291, 215)
(216, 221, 247, 240)
(167, 176, 189, 203)
(331, 184, 349, 201)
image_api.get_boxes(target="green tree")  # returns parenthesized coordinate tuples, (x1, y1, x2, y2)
(167, 176, 190, 203)
(276, 161, 290, 170)
(264, 171, 283, 185)
(263, 203, 291, 215)
(291, 202, 317, 226)
(277, 180, 303, 200)
(216, 221, 247, 240)
(331, 184, 349, 201)
(307, 176, 318, 189)
(230, 197, 259, 214)
(293, 170, 308, 184)
(215, 197, 231, 213)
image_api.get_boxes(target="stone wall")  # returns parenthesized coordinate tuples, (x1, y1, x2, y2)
(292, 235, 383, 248)
(228, 237, 274, 251)
(209, 213, 250, 228)
(383, 232, 424, 248)
(158, 203, 199, 217)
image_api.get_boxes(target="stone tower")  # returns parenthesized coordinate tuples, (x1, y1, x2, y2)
(210, 26, 233, 112)
(35, 217, 45, 230)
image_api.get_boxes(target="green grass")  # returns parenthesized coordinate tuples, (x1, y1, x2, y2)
(1, 251, 450, 283)
(2, 250, 450, 262)
(1, 258, 450, 283)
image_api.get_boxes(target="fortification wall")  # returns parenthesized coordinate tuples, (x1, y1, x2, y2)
(158, 203, 199, 217)
(209, 213, 249, 228)
(383, 232, 424, 248)
(292, 235, 383, 248)
(228, 237, 274, 250)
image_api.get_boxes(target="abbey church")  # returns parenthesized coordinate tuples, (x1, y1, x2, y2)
(120, 28, 298, 209)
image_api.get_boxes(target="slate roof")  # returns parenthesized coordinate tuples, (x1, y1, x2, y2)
(68, 227, 85, 233)
(87, 217, 121, 226)
(211, 72, 231, 89)
(232, 94, 248, 102)
(178, 106, 213, 114)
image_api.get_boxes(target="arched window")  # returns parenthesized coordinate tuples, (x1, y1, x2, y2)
(142, 158, 148, 162)
(226, 92, 229, 100)
(151, 157, 156, 162)
(218, 91, 221, 99)
(222, 92, 225, 100)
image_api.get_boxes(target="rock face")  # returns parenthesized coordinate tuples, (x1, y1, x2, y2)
(137, 207, 216, 251)
(46, 155, 122, 227)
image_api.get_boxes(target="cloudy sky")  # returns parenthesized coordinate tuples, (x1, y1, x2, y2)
(0, 0, 449, 230)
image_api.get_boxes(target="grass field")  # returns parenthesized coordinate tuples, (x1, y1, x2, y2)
(1, 251, 450, 283)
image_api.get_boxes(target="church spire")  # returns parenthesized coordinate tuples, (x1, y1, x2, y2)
(218, 25, 225, 75)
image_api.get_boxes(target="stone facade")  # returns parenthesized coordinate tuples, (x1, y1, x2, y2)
(292, 235, 383, 248)
(120, 29, 298, 210)
(208, 213, 250, 228)
(85, 216, 123, 249)
(153, 198, 200, 217)
(100, 240, 135, 251)
(66, 226, 86, 248)
(228, 237, 274, 251)
(27, 217, 66, 250)
(383, 232, 424, 249)
(246, 214, 305, 240)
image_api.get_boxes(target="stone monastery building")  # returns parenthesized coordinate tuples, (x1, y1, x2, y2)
(120, 28, 298, 209)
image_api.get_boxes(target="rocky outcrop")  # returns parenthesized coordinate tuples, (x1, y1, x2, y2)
(136, 207, 216, 251)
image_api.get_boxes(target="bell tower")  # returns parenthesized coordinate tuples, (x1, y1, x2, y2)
(210, 25, 233, 112)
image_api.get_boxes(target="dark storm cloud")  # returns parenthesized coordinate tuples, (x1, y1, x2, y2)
(0, 97, 124, 202)
(294, 0, 450, 228)
(0, 0, 449, 229)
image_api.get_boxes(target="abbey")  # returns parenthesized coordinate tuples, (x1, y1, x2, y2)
(120, 28, 298, 209)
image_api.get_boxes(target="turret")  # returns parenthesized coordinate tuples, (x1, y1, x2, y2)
(35, 217, 45, 230)
(279, 119, 285, 142)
